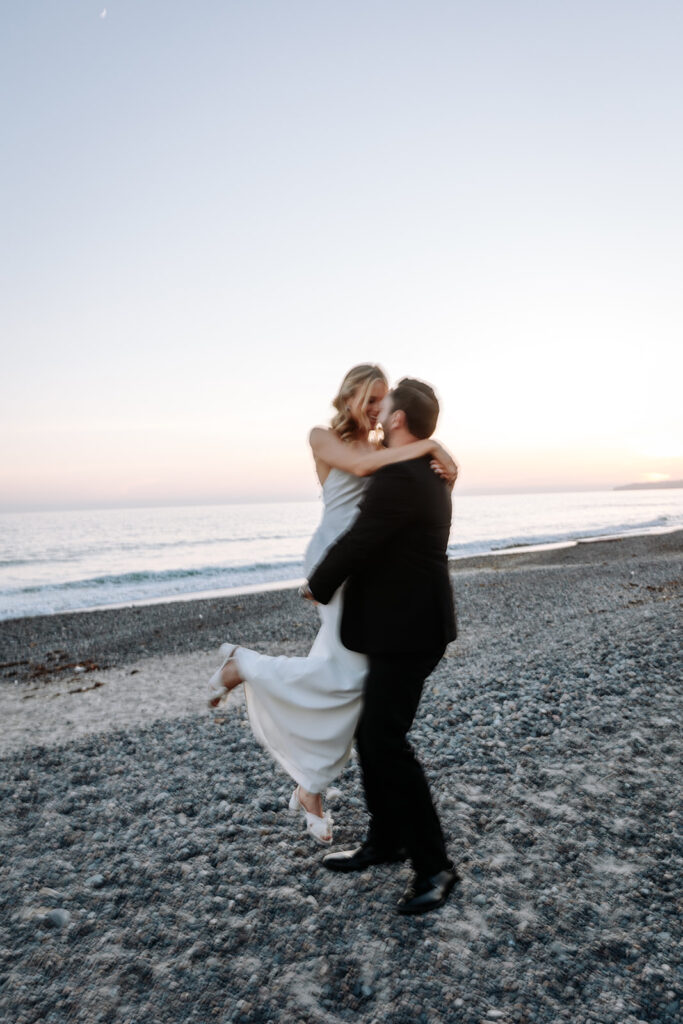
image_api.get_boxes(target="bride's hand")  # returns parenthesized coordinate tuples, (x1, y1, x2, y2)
(430, 443, 458, 489)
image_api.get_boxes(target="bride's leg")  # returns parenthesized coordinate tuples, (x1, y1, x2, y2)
(218, 657, 243, 692)
(298, 787, 324, 819)
(292, 785, 332, 844)
(207, 647, 244, 708)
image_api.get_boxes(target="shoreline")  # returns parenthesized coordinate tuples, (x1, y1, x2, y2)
(2, 524, 679, 708)
(1, 529, 680, 687)
(2, 524, 681, 628)
(448, 524, 683, 571)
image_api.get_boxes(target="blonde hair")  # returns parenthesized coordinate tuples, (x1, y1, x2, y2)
(330, 364, 388, 442)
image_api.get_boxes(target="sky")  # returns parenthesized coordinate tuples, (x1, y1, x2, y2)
(1, 1, 682, 510)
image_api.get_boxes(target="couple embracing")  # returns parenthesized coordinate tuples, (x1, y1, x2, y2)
(209, 365, 458, 915)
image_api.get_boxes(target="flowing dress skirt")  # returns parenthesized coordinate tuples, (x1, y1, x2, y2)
(233, 587, 367, 793)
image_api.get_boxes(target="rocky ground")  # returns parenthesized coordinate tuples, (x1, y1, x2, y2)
(1, 532, 681, 1024)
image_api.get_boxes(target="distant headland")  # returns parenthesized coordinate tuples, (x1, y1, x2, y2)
(615, 480, 683, 491)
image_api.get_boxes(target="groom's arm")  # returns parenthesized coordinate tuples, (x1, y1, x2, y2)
(307, 463, 416, 605)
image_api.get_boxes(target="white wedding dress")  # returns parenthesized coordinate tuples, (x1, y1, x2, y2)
(232, 468, 368, 793)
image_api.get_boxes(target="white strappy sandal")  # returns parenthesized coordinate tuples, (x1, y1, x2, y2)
(289, 786, 333, 846)
(207, 644, 239, 709)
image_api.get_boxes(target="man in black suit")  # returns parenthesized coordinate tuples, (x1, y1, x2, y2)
(301, 378, 458, 915)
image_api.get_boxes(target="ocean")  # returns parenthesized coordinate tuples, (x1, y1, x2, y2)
(1, 488, 681, 621)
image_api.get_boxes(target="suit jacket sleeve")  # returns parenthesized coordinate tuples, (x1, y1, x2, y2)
(308, 464, 417, 605)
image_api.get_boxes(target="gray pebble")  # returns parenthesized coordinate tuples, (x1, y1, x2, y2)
(43, 908, 71, 929)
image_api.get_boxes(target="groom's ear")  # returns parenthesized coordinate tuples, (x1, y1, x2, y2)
(391, 408, 406, 430)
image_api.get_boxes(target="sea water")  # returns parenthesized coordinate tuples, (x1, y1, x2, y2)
(1, 489, 681, 620)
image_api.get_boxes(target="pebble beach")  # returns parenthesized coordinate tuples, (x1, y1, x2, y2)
(1, 530, 681, 1024)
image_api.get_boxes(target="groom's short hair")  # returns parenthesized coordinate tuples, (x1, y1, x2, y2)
(389, 378, 439, 439)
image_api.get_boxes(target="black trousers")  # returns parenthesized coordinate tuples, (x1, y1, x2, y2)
(356, 649, 450, 877)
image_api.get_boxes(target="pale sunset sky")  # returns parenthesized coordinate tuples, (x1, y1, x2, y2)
(2, 1, 681, 511)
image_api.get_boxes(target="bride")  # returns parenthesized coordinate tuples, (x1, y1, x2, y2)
(207, 364, 456, 844)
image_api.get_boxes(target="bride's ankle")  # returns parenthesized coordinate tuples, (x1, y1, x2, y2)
(220, 659, 243, 691)
(299, 788, 324, 816)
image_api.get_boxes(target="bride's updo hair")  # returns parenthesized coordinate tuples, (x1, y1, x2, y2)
(330, 364, 388, 442)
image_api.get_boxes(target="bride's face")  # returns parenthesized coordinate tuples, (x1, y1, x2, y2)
(349, 379, 387, 431)
(378, 392, 395, 440)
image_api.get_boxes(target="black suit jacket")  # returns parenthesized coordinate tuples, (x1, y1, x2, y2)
(308, 456, 457, 655)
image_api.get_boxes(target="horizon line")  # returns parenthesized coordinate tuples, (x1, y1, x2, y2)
(3, 482, 679, 515)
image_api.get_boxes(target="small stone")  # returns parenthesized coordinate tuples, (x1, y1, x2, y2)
(44, 908, 71, 929)
(86, 874, 105, 889)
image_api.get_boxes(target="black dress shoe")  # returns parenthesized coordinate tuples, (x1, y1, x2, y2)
(397, 866, 460, 915)
(322, 843, 407, 873)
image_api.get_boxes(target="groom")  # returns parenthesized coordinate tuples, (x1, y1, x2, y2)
(302, 377, 458, 915)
